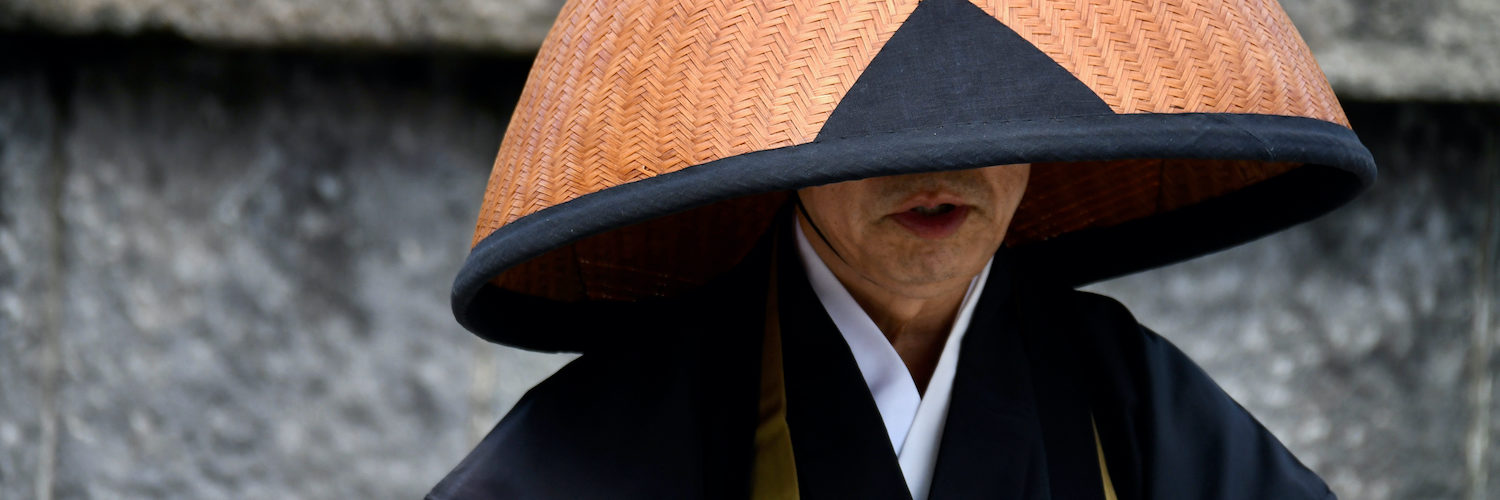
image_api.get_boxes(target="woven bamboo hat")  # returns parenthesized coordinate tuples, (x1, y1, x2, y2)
(454, 0, 1374, 345)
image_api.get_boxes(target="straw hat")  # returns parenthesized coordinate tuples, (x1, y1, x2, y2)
(453, 0, 1375, 345)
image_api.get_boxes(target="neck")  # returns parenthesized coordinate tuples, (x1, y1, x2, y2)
(796, 215, 973, 393)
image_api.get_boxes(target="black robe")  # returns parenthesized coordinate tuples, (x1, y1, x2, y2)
(428, 229, 1335, 500)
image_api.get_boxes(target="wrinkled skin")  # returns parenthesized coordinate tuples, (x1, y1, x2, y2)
(795, 164, 1030, 389)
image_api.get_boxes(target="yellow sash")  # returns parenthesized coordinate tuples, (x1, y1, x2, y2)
(750, 257, 800, 500)
(1093, 416, 1119, 500)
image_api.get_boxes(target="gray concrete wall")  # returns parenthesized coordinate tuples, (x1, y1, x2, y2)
(1280, 0, 1500, 101)
(0, 6, 1496, 499)
(0, 39, 575, 499)
(0, 0, 565, 53)
(3, 0, 1499, 101)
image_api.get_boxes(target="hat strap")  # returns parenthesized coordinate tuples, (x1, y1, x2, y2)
(793, 193, 853, 269)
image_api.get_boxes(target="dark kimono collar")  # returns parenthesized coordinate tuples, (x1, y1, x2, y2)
(432, 223, 1139, 500)
(773, 231, 1109, 500)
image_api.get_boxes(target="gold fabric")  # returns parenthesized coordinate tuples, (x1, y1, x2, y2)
(1093, 416, 1119, 500)
(751, 257, 800, 500)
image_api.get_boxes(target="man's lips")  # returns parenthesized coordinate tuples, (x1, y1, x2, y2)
(893, 193, 967, 214)
(889, 204, 970, 239)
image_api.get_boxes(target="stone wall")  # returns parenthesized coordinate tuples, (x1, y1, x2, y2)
(0, 38, 573, 499)
(0, 0, 565, 53)
(1280, 0, 1500, 101)
(0, 8, 1497, 500)
(3, 0, 1499, 100)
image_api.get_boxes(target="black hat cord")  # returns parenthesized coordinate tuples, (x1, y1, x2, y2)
(793, 193, 854, 269)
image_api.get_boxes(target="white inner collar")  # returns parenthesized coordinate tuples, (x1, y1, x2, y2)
(793, 219, 991, 499)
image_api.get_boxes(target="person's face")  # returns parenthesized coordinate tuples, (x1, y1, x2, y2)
(796, 164, 1030, 297)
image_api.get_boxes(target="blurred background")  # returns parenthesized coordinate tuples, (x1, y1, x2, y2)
(0, 0, 1496, 498)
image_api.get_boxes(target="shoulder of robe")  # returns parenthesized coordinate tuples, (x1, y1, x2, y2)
(425, 337, 707, 499)
(428, 271, 767, 500)
(1037, 289, 1337, 500)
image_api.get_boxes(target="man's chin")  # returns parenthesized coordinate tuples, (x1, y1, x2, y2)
(877, 257, 986, 290)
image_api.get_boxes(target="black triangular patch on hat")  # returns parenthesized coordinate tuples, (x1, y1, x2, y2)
(818, 0, 1113, 140)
